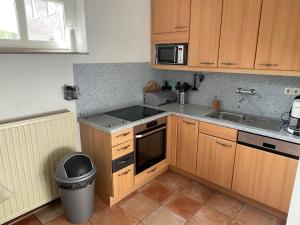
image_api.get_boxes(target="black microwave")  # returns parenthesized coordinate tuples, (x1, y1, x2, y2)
(155, 43, 188, 65)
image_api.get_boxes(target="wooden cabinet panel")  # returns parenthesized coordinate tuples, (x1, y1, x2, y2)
(112, 165, 134, 197)
(196, 134, 236, 189)
(199, 122, 237, 141)
(176, 117, 198, 174)
(232, 144, 298, 212)
(188, 0, 223, 67)
(255, 0, 300, 71)
(152, 0, 191, 34)
(167, 115, 178, 166)
(152, 0, 165, 34)
(218, 0, 262, 69)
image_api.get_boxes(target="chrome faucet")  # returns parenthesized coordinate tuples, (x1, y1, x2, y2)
(237, 97, 245, 108)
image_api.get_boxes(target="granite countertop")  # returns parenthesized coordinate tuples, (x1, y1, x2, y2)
(78, 103, 300, 145)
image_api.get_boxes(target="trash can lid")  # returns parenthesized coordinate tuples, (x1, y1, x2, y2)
(54, 152, 96, 184)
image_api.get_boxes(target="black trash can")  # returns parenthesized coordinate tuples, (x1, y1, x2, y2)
(54, 152, 96, 224)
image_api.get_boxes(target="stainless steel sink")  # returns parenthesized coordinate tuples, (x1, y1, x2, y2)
(206, 111, 283, 132)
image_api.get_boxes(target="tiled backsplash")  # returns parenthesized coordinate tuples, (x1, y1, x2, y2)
(73, 63, 162, 116)
(74, 62, 300, 119)
(161, 71, 300, 119)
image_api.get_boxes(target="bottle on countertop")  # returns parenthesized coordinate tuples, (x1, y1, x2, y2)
(211, 96, 220, 111)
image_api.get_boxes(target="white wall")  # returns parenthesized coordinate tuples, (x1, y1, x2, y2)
(0, 0, 150, 120)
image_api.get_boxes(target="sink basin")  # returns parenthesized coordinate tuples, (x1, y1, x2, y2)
(206, 111, 283, 132)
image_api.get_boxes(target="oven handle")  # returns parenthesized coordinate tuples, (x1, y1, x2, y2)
(135, 126, 166, 139)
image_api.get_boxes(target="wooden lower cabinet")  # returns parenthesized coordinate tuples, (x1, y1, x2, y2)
(196, 133, 236, 189)
(112, 165, 134, 197)
(232, 144, 299, 213)
(176, 117, 199, 174)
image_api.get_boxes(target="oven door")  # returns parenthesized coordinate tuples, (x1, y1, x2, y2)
(156, 45, 178, 64)
(135, 125, 166, 174)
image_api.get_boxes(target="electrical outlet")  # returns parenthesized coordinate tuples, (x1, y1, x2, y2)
(284, 87, 293, 95)
(292, 88, 300, 96)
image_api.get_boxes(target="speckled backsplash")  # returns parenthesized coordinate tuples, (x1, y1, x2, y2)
(160, 70, 300, 119)
(74, 62, 300, 119)
(73, 63, 163, 116)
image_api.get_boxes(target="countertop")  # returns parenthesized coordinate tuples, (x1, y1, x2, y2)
(78, 103, 300, 145)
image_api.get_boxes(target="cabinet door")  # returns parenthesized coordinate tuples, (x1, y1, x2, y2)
(164, 0, 191, 33)
(176, 117, 198, 174)
(196, 134, 236, 189)
(188, 0, 223, 67)
(218, 0, 262, 69)
(112, 165, 134, 197)
(232, 144, 298, 213)
(152, 0, 165, 34)
(255, 0, 300, 71)
(167, 115, 178, 166)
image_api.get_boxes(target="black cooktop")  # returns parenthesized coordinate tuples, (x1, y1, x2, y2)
(105, 105, 165, 122)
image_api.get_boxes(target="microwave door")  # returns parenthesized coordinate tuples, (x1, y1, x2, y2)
(157, 46, 177, 64)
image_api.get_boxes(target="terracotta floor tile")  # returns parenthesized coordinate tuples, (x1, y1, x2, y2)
(92, 195, 110, 216)
(45, 215, 91, 225)
(180, 181, 215, 204)
(156, 171, 192, 192)
(276, 219, 286, 225)
(184, 222, 196, 225)
(142, 206, 187, 225)
(119, 193, 160, 220)
(141, 181, 174, 203)
(164, 193, 202, 219)
(90, 206, 139, 225)
(231, 221, 245, 225)
(12, 215, 42, 225)
(236, 205, 277, 225)
(191, 205, 232, 225)
(207, 193, 244, 218)
(35, 201, 64, 224)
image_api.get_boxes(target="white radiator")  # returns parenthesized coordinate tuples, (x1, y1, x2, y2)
(0, 111, 76, 224)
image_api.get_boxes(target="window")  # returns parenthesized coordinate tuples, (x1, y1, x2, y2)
(0, 0, 87, 53)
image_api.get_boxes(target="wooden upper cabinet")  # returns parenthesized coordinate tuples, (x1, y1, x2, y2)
(196, 133, 236, 189)
(232, 144, 298, 213)
(176, 117, 198, 174)
(152, 0, 191, 34)
(188, 0, 223, 67)
(255, 0, 300, 71)
(218, 0, 262, 69)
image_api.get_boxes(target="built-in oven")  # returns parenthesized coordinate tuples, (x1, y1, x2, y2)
(134, 117, 167, 174)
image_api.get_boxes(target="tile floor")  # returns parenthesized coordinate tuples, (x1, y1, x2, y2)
(10, 171, 286, 225)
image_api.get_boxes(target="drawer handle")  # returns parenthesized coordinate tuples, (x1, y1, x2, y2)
(118, 159, 129, 164)
(183, 120, 196, 125)
(174, 26, 187, 29)
(216, 141, 232, 148)
(116, 132, 130, 138)
(118, 169, 131, 176)
(221, 62, 237, 66)
(259, 63, 279, 67)
(117, 145, 130, 151)
(200, 62, 214, 65)
(147, 167, 157, 174)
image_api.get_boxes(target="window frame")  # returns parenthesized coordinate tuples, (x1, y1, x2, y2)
(0, 0, 76, 51)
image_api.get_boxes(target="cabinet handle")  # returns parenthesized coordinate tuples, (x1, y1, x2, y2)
(174, 26, 187, 29)
(147, 167, 157, 174)
(117, 145, 130, 151)
(116, 132, 130, 138)
(259, 63, 279, 67)
(216, 141, 232, 148)
(118, 169, 131, 176)
(183, 120, 196, 125)
(221, 62, 237, 66)
(200, 62, 214, 65)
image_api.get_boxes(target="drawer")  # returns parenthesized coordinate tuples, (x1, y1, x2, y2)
(112, 165, 134, 197)
(112, 140, 134, 160)
(135, 160, 167, 186)
(112, 152, 134, 173)
(199, 122, 237, 142)
(111, 128, 133, 146)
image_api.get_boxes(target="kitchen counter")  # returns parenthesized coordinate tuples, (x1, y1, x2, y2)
(78, 103, 300, 145)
